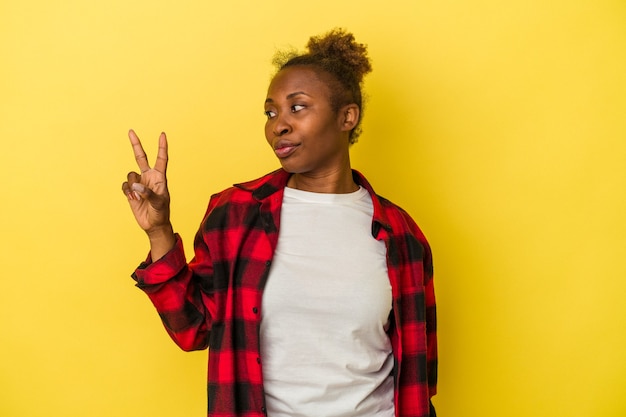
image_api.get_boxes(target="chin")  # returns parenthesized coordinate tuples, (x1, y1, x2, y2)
(277, 159, 304, 174)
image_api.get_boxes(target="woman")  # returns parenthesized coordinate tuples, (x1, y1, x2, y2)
(122, 28, 437, 417)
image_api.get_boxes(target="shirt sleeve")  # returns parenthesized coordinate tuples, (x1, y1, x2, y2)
(399, 208, 438, 399)
(131, 233, 214, 352)
(132, 233, 188, 287)
(423, 246, 437, 397)
(406, 215, 437, 397)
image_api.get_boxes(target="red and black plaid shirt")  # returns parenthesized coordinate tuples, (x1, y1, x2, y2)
(133, 169, 437, 417)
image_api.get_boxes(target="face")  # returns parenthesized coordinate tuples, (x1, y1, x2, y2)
(264, 66, 357, 176)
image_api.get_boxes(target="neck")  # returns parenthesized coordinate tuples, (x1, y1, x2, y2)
(287, 168, 358, 194)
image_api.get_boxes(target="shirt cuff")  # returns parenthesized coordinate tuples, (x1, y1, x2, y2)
(131, 234, 187, 287)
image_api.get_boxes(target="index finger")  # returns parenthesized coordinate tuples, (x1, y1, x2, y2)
(154, 132, 168, 174)
(128, 129, 151, 173)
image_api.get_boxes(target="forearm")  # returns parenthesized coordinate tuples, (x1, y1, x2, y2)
(133, 234, 213, 351)
(143, 267, 211, 351)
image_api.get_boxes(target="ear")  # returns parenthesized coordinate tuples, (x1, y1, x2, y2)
(338, 104, 360, 132)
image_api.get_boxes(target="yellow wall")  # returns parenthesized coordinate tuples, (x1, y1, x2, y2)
(1, 1, 625, 416)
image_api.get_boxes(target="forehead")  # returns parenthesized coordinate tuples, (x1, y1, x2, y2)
(266, 66, 331, 100)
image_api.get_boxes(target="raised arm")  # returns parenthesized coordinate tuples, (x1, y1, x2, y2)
(121, 129, 175, 260)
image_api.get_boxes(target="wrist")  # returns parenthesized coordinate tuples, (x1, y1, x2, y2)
(146, 224, 176, 257)
(147, 223, 174, 240)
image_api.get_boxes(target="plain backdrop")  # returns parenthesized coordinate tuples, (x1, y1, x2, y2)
(1, 1, 625, 416)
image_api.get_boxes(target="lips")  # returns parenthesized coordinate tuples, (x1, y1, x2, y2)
(273, 140, 299, 158)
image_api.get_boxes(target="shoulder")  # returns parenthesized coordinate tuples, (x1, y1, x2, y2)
(196, 170, 286, 233)
(375, 195, 434, 274)
(379, 195, 429, 241)
(207, 168, 289, 209)
(354, 169, 428, 241)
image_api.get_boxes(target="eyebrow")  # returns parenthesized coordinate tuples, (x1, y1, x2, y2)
(265, 91, 311, 104)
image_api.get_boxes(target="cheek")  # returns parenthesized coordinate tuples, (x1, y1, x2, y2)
(264, 122, 272, 143)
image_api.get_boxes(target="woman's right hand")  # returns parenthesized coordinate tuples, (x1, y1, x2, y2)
(122, 130, 175, 258)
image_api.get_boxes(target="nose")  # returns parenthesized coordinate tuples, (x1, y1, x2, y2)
(272, 114, 291, 137)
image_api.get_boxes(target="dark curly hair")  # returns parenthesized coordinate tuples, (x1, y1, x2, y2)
(272, 28, 372, 144)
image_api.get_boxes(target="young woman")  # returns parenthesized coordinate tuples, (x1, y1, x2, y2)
(122, 28, 437, 417)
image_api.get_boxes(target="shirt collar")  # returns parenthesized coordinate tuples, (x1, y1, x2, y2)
(234, 168, 393, 233)
(351, 170, 393, 234)
(234, 168, 290, 200)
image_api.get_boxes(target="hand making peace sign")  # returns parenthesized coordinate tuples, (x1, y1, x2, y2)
(122, 130, 175, 258)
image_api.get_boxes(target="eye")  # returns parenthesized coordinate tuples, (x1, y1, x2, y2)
(264, 110, 276, 119)
(291, 104, 305, 113)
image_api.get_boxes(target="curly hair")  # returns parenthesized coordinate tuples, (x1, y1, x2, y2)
(272, 28, 372, 144)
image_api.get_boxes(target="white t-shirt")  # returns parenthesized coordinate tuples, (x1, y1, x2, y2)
(260, 186, 394, 417)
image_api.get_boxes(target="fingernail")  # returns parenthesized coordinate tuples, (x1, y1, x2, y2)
(131, 183, 146, 193)
(133, 191, 142, 200)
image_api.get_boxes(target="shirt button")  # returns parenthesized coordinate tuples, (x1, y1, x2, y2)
(261, 407, 266, 414)
(256, 357, 261, 364)
(265, 260, 271, 267)
(252, 307, 258, 314)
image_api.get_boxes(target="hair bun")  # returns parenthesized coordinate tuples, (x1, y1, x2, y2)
(306, 28, 372, 83)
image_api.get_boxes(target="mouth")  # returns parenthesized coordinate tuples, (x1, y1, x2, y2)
(273, 140, 300, 158)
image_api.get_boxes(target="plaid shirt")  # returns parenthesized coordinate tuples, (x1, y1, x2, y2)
(133, 169, 437, 417)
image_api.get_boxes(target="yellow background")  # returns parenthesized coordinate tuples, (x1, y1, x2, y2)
(1, 0, 625, 416)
